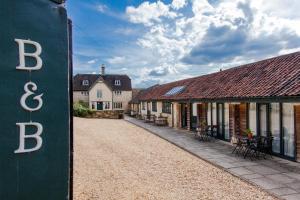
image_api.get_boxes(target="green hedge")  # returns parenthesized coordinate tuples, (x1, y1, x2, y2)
(73, 101, 94, 117)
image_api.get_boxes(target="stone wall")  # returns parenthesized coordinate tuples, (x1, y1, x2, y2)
(89, 110, 124, 119)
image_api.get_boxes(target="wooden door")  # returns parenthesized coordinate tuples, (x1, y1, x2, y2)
(239, 103, 247, 134)
(294, 105, 300, 161)
(198, 104, 208, 124)
(229, 104, 235, 138)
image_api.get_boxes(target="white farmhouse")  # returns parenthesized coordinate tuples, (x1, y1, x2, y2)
(73, 66, 132, 112)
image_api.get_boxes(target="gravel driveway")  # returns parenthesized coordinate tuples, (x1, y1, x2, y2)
(74, 117, 276, 200)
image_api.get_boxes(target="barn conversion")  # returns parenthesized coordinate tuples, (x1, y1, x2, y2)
(131, 52, 300, 161)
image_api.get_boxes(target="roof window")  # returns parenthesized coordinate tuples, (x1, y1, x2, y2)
(115, 80, 121, 86)
(82, 80, 89, 86)
(164, 86, 185, 96)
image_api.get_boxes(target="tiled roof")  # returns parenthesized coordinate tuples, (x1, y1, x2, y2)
(73, 74, 132, 91)
(139, 52, 300, 101)
(73, 74, 100, 91)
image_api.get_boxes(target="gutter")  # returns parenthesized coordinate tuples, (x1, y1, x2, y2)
(139, 95, 300, 103)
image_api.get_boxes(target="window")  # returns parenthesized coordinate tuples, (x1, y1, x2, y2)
(114, 91, 122, 95)
(162, 102, 171, 114)
(82, 80, 89, 86)
(142, 102, 146, 110)
(114, 80, 121, 86)
(104, 102, 110, 110)
(97, 90, 102, 98)
(81, 91, 88, 96)
(113, 102, 123, 109)
(164, 86, 185, 96)
(152, 102, 157, 112)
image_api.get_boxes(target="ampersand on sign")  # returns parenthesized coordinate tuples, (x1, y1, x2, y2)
(20, 82, 43, 112)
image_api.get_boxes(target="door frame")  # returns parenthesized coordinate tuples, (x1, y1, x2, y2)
(257, 103, 296, 161)
(97, 101, 103, 110)
(216, 103, 225, 140)
(180, 103, 188, 128)
(256, 103, 271, 137)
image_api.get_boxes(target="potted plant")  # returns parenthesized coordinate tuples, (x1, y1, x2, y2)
(244, 128, 253, 139)
(200, 120, 207, 127)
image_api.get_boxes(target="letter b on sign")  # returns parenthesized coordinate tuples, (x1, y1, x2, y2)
(15, 39, 43, 71)
(15, 122, 43, 153)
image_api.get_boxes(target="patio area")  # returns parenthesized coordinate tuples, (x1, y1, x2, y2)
(125, 116, 300, 200)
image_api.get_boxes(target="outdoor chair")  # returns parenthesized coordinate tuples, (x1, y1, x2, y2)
(232, 136, 248, 156)
(209, 125, 218, 138)
(243, 136, 260, 160)
(144, 114, 152, 123)
(149, 114, 156, 123)
(242, 136, 273, 160)
(260, 136, 273, 159)
(196, 126, 209, 141)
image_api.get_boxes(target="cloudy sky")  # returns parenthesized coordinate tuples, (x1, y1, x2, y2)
(67, 0, 300, 88)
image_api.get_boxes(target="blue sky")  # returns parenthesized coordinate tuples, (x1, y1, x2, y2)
(67, 0, 300, 88)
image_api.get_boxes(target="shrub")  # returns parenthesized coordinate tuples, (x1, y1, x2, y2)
(73, 102, 94, 117)
(78, 100, 89, 108)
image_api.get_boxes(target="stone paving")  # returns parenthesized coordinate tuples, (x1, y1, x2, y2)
(125, 116, 300, 200)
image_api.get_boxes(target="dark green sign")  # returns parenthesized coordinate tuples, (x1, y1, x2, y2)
(0, 0, 70, 199)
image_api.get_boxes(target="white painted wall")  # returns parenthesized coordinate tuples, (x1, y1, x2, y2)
(192, 103, 197, 116)
(140, 102, 147, 115)
(212, 103, 217, 125)
(249, 103, 257, 135)
(207, 103, 211, 126)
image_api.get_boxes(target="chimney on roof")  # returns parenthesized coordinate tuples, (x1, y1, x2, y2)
(101, 64, 105, 75)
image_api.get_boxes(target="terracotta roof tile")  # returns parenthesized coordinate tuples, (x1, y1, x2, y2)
(139, 52, 300, 101)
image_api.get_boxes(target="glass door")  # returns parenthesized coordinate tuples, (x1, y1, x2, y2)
(259, 103, 295, 159)
(282, 103, 295, 158)
(217, 103, 225, 140)
(258, 104, 270, 137)
(270, 103, 280, 154)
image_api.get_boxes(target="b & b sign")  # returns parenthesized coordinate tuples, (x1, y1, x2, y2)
(0, 0, 71, 199)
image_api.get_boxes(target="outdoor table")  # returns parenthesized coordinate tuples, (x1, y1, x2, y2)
(234, 135, 259, 159)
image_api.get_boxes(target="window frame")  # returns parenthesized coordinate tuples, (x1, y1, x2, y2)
(152, 101, 157, 112)
(82, 80, 89, 86)
(114, 80, 121, 86)
(113, 102, 123, 109)
(96, 89, 102, 98)
(162, 102, 171, 114)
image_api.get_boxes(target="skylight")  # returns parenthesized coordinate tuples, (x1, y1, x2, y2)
(164, 86, 186, 96)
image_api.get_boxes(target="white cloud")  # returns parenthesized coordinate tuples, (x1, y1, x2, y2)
(106, 56, 126, 64)
(94, 3, 126, 20)
(87, 59, 98, 64)
(96, 4, 108, 13)
(126, 1, 177, 26)
(172, 0, 187, 10)
(123, 0, 300, 87)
